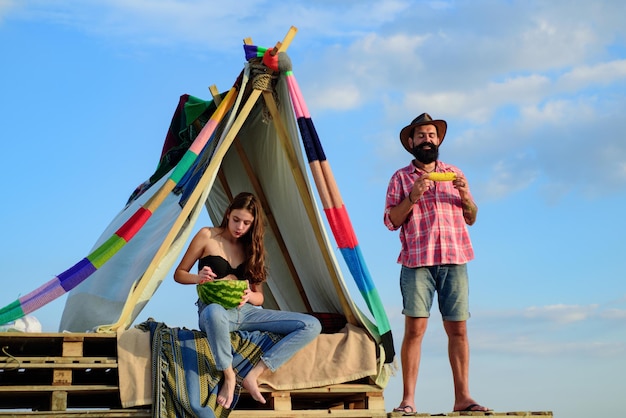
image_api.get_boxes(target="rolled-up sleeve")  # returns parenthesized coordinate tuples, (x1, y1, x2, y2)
(384, 173, 404, 231)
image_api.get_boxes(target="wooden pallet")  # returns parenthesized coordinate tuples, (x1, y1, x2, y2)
(388, 413, 553, 417)
(0, 411, 150, 418)
(0, 332, 389, 417)
(0, 332, 149, 416)
(1, 332, 551, 418)
(231, 382, 386, 418)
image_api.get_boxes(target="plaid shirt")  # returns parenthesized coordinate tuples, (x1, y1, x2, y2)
(384, 161, 475, 267)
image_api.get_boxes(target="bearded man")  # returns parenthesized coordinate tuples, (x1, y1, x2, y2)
(383, 113, 490, 414)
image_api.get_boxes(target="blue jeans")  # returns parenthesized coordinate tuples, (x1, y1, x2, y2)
(197, 301, 321, 372)
(400, 264, 470, 321)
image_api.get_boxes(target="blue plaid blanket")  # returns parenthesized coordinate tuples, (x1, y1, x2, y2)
(138, 320, 280, 418)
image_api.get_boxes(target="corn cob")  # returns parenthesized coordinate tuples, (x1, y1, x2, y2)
(427, 172, 457, 181)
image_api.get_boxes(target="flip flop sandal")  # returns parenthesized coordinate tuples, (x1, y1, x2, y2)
(392, 405, 416, 416)
(454, 403, 493, 412)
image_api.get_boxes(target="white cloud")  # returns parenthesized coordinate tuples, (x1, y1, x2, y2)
(559, 60, 626, 90)
(599, 308, 626, 320)
(514, 17, 598, 69)
(477, 302, 626, 328)
(474, 335, 626, 357)
(480, 156, 540, 200)
(302, 32, 432, 113)
(523, 304, 599, 324)
(519, 99, 593, 125)
(0, 0, 17, 18)
(402, 73, 552, 124)
(467, 302, 626, 358)
(5, 0, 625, 203)
(309, 84, 362, 111)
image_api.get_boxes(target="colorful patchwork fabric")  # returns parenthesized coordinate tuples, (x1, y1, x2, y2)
(0, 85, 239, 326)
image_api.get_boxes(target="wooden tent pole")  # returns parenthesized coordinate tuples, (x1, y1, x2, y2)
(208, 85, 234, 198)
(100, 89, 264, 332)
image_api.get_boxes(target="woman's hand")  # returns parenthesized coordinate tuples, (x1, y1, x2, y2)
(197, 266, 217, 284)
(239, 282, 251, 307)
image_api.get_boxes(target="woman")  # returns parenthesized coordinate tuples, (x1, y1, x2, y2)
(174, 192, 321, 409)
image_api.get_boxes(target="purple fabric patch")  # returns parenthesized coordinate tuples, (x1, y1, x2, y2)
(58, 258, 97, 292)
(20, 277, 66, 315)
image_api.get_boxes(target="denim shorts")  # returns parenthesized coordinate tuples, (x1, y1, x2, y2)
(400, 264, 470, 321)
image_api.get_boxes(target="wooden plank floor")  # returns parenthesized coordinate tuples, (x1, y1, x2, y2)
(230, 383, 387, 417)
(387, 411, 553, 417)
(0, 411, 150, 418)
(0, 333, 553, 417)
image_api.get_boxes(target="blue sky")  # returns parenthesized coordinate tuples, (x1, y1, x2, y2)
(1, 1, 625, 416)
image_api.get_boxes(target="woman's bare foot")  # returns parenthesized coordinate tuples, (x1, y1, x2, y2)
(242, 376, 266, 404)
(242, 362, 268, 404)
(217, 367, 237, 409)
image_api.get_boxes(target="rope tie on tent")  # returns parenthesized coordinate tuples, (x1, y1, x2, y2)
(251, 73, 273, 91)
(250, 61, 280, 123)
(249, 61, 276, 90)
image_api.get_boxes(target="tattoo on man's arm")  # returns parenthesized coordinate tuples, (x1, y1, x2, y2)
(462, 200, 477, 224)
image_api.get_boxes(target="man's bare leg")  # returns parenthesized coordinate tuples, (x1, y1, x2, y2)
(396, 316, 428, 411)
(242, 361, 268, 404)
(444, 320, 489, 412)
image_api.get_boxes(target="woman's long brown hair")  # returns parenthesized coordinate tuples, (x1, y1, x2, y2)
(219, 192, 267, 284)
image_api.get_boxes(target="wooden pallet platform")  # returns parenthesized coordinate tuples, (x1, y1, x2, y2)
(231, 382, 386, 417)
(1, 332, 390, 417)
(388, 413, 553, 417)
(0, 332, 133, 414)
(0, 411, 150, 418)
(1, 332, 551, 418)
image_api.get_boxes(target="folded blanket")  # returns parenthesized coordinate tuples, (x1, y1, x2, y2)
(117, 326, 152, 408)
(258, 323, 377, 390)
(138, 320, 280, 418)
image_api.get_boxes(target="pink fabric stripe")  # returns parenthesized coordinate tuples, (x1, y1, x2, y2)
(188, 119, 218, 154)
(187, 87, 237, 155)
(289, 75, 310, 118)
(286, 76, 306, 118)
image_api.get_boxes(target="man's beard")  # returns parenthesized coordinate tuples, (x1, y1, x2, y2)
(412, 142, 439, 164)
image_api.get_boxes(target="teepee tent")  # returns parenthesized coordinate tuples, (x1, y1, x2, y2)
(0, 27, 394, 383)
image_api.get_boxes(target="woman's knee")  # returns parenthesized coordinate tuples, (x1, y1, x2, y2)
(199, 303, 228, 331)
(305, 315, 322, 337)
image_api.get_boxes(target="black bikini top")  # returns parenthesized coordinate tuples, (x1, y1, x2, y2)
(198, 255, 245, 280)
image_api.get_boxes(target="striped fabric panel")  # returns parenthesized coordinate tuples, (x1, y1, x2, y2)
(0, 86, 239, 326)
(282, 69, 394, 361)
